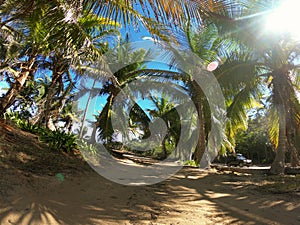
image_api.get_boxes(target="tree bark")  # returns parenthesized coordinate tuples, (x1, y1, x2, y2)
(44, 71, 63, 130)
(193, 100, 206, 165)
(270, 69, 290, 174)
(0, 56, 36, 116)
(288, 128, 300, 167)
(161, 135, 168, 159)
(290, 143, 300, 167)
(190, 80, 206, 165)
(287, 128, 300, 167)
(79, 79, 96, 139)
(295, 128, 300, 160)
(270, 106, 287, 174)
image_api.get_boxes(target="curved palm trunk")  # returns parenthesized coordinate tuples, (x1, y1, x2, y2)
(79, 79, 96, 139)
(53, 73, 74, 130)
(191, 80, 206, 166)
(44, 72, 63, 130)
(30, 99, 46, 125)
(0, 56, 36, 116)
(193, 100, 206, 165)
(90, 123, 98, 143)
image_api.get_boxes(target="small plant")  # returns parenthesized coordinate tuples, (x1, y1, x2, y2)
(4, 111, 41, 134)
(184, 160, 199, 167)
(39, 130, 78, 153)
(5, 111, 177, 158)
(77, 139, 98, 155)
(4, 111, 78, 153)
(18, 120, 42, 134)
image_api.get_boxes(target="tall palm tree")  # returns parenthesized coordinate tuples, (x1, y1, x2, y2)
(153, 23, 230, 165)
(0, 0, 118, 119)
(140, 20, 265, 166)
(0, 0, 235, 118)
(209, 0, 300, 174)
(93, 36, 151, 143)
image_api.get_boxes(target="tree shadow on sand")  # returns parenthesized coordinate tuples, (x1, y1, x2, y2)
(1, 166, 300, 225)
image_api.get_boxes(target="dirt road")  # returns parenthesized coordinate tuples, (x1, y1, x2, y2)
(1, 167, 299, 225)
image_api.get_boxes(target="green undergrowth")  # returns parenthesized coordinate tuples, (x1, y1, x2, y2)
(4, 112, 77, 153)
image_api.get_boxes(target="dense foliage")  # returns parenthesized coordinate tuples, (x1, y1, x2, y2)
(0, 0, 300, 174)
(4, 111, 78, 153)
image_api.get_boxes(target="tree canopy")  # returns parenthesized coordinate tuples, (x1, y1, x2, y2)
(1, 0, 300, 174)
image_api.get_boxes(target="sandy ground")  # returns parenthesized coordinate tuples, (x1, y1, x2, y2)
(1, 166, 300, 225)
(0, 122, 299, 225)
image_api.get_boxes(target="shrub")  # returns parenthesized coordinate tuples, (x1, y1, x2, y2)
(4, 111, 41, 134)
(4, 112, 78, 153)
(39, 130, 78, 153)
(77, 139, 98, 155)
(184, 160, 199, 167)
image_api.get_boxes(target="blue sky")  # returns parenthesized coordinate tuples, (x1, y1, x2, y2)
(76, 31, 176, 123)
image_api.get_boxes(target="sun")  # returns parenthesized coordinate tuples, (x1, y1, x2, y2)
(265, 0, 300, 39)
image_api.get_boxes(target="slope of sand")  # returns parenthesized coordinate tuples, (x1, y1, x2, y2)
(0, 121, 300, 224)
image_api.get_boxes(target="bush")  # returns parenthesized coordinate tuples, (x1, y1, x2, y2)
(184, 160, 199, 167)
(39, 130, 78, 153)
(77, 139, 98, 155)
(4, 111, 78, 153)
(4, 111, 41, 134)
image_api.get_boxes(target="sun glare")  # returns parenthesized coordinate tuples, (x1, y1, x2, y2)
(266, 0, 300, 39)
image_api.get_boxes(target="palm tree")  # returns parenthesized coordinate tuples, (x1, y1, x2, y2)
(82, 0, 229, 34)
(147, 95, 181, 159)
(153, 23, 229, 165)
(0, 1, 58, 115)
(34, 6, 120, 129)
(209, 0, 300, 174)
(0, 0, 231, 118)
(0, 0, 118, 120)
(141, 19, 266, 166)
(93, 36, 151, 143)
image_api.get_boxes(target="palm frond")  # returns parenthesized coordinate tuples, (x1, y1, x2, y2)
(97, 94, 114, 141)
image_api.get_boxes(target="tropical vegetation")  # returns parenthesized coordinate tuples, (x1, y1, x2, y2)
(0, 0, 300, 175)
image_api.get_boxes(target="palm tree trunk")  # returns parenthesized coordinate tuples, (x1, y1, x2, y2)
(0, 56, 36, 116)
(79, 79, 96, 139)
(287, 128, 300, 167)
(270, 106, 287, 174)
(193, 100, 206, 165)
(190, 80, 206, 165)
(44, 71, 62, 129)
(90, 123, 98, 143)
(290, 143, 300, 167)
(161, 135, 168, 159)
(30, 99, 46, 125)
(295, 129, 300, 165)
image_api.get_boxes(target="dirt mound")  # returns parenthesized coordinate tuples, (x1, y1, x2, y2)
(0, 120, 90, 195)
(0, 120, 88, 172)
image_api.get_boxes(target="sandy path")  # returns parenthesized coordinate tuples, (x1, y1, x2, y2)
(0, 168, 300, 225)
